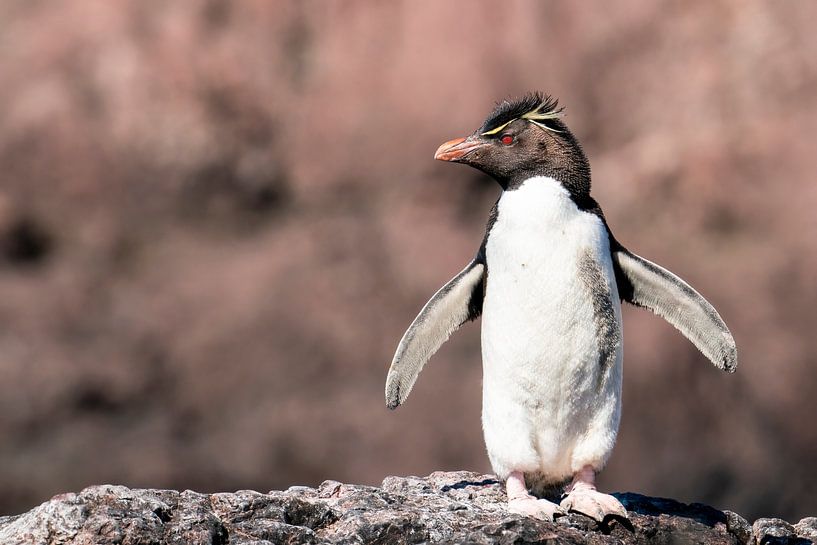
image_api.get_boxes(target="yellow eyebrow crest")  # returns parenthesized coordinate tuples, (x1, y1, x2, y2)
(480, 101, 565, 136)
(521, 102, 565, 133)
(481, 119, 515, 136)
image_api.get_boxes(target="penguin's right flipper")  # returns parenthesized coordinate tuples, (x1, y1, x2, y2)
(385, 259, 486, 409)
(613, 248, 737, 372)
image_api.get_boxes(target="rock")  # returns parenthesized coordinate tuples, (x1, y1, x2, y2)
(795, 518, 817, 540)
(725, 510, 753, 545)
(0, 471, 773, 544)
(751, 517, 800, 545)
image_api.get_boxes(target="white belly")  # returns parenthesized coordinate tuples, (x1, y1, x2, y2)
(481, 177, 623, 483)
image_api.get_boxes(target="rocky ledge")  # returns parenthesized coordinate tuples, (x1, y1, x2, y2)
(0, 471, 814, 545)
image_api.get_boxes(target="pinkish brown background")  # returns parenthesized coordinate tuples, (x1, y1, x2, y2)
(0, 0, 815, 522)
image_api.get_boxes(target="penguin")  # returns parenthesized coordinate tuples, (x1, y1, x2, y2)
(384, 92, 737, 522)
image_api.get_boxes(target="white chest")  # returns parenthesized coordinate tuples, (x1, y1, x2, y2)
(483, 177, 614, 347)
(480, 177, 623, 479)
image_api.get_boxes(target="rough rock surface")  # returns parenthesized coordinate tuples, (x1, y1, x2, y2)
(1, 471, 814, 545)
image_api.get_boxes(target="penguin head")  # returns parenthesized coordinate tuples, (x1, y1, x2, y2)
(435, 93, 591, 196)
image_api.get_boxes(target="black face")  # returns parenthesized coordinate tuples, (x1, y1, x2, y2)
(434, 94, 591, 198)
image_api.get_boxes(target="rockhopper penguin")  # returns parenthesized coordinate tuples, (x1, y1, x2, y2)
(384, 93, 737, 522)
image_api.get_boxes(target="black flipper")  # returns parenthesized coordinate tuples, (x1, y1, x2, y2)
(612, 247, 737, 372)
(385, 259, 486, 409)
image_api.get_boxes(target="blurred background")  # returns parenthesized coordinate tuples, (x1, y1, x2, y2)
(0, 0, 815, 523)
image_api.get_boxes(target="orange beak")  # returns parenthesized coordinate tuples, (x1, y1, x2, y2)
(434, 137, 485, 162)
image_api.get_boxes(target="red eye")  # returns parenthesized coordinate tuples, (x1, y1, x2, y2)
(500, 134, 514, 145)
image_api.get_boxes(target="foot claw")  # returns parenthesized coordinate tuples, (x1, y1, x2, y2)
(508, 496, 564, 521)
(560, 489, 627, 522)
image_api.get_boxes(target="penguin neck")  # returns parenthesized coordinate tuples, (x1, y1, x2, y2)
(494, 176, 586, 232)
(497, 168, 594, 211)
(495, 149, 592, 205)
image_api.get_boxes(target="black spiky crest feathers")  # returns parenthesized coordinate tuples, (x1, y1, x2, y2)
(479, 92, 563, 135)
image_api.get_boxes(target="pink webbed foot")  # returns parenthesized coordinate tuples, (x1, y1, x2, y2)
(560, 487, 627, 522)
(560, 465, 628, 522)
(509, 496, 563, 521)
(505, 471, 565, 521)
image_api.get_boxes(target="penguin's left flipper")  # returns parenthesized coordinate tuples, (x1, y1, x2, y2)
(613, 248, 737, 372)
(385, 259, 485, 409)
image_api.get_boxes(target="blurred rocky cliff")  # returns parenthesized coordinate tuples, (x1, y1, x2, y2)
(0, 0, 815, 523)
